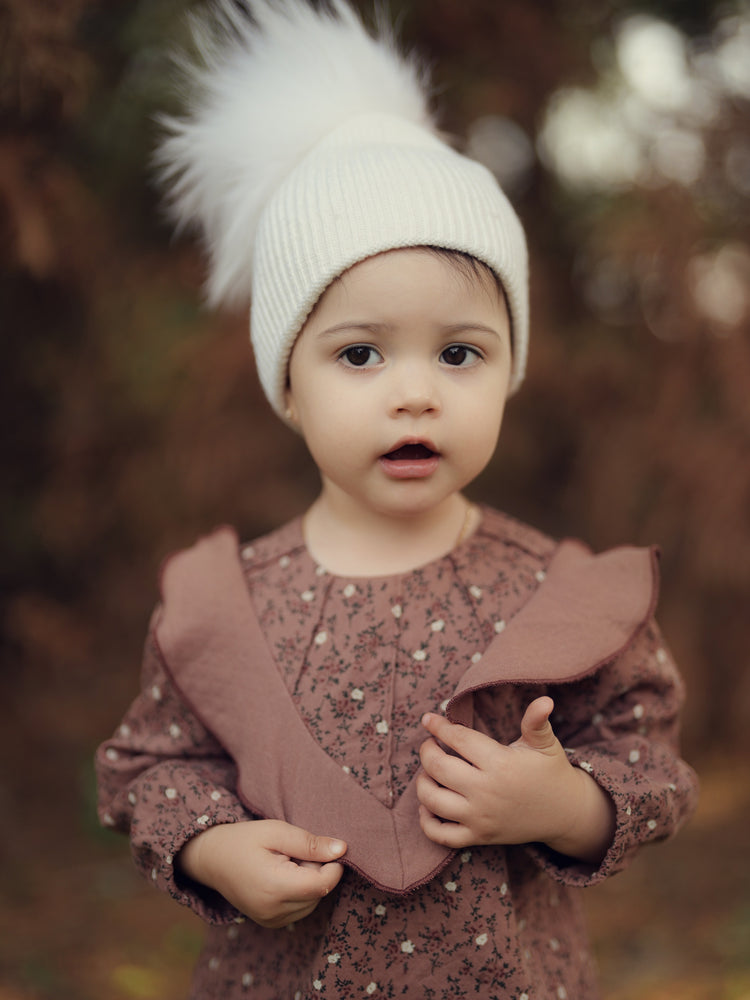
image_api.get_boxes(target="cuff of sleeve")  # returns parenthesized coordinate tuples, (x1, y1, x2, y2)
(132, 791, 248, 925)
(525, 750, 647, 888)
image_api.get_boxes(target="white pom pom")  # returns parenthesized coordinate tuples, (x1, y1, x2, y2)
(154, 0, 434, 309)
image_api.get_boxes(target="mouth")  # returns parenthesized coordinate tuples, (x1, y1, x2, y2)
(379, 441, 440, 479)
(383, 443, 437, 462)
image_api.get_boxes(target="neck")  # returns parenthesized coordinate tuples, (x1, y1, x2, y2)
(303, 489, 477, 577)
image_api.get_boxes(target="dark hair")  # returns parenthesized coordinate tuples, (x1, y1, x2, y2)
(418, 246, 513, 353)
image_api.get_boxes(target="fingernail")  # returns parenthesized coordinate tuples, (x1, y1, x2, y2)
(421, 713, 433, 727)
(329, 840, 345, 856)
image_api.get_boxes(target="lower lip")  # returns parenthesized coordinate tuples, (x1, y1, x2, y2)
(379, 455, 440, 480)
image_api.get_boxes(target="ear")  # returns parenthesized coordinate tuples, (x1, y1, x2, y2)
(283, 386, 298, 425)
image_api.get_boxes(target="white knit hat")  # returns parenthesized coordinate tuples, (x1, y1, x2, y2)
(156, 0, 529, 419)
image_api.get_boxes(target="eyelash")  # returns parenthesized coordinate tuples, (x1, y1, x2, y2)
(337, 344, 483, 369)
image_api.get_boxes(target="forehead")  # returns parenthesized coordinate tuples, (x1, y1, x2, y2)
(306, 247, 508, 326)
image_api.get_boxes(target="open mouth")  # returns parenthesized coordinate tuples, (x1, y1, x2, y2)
(383, 443, 437, 461)
(379, 442, 440, 479)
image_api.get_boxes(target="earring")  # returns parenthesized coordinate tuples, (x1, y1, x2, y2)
(285, 407, 294, 421)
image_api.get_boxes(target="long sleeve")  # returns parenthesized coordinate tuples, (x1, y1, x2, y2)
(528, 618, 699, 886)
(95, 623, 251, 924)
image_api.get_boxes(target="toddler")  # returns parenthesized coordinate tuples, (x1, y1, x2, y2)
(96, 2, 699, 997)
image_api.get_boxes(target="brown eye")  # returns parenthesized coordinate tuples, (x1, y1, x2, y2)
(340, 345, 381, 367)
(441, 345, 477, 366)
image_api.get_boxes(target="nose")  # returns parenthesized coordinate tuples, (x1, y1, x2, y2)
(388, 362, 440, 418)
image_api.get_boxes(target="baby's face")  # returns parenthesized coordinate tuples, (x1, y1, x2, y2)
(285, 247, 512, 522)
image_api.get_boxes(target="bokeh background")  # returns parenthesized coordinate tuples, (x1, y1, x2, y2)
(2, 0, 749, 997)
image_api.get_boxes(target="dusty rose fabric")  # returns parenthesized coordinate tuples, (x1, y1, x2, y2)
(97, 506, 698, 999)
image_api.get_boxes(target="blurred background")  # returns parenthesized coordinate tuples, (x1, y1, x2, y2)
(1, 0, 749, 996)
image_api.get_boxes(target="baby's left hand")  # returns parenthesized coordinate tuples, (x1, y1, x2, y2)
(416, 697, 615, 863)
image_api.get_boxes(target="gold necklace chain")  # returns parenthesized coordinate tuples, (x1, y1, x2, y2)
(455, 501, 477, 547)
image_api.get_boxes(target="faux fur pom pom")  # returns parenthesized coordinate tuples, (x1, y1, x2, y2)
(155, 0, 435, 309)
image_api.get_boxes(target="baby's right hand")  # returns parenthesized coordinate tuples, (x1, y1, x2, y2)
(177, 819, 347, 928)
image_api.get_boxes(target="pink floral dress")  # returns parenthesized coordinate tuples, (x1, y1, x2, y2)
(97, 506, 698, 999)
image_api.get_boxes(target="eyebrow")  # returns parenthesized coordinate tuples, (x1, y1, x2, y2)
(316, 321, 505, 340)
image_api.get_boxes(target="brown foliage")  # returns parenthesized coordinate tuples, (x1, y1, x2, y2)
(1, 1, 748, 997)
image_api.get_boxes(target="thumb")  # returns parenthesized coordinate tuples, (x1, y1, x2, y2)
(272, 822, 347, 863)
(518, 696, 557, 752)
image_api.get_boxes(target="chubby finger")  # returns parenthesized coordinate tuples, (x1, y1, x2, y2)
(270, 857, 345, 904)
(418, 803, 472, 849)
(418, 735, 476, 792)
(264, 820, 347, 864)
(420, 712, 485, 764)
(517, 696, 557, 752)
(415, 769, 467, 823)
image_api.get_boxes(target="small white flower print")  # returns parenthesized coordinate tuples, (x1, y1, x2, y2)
(557, 987, 568, 999)
(241, 545, 255, 560)
(119, 724, 131, 738)
(164, 787, 177, 800)
(376, 719, 389, 735)
(592, 712, 604, 726)
(208, 957, 220, 971)
(351, 688, 365, 701)
(169, 723, 181, 739)
(444, 881, 457, 892)
(549, 938, 560, 951)
(460, 850, 472, 863)
(227, 925, 239, 940)
(210, 790, 222, 801)
(440, 699, 450, 713)
(128, 791, 137, 806)
(327, 953, 340, 964)
(647, 819, 658, 831)
(391, 604, 402, 618)
(102, 812, 114, 826)
(375, 904, 386, 916)
(633, 704, 645, 719)
(401, 940, 415, 954)
(431, 619, 445, 632)
(105, 748, 119, 762)
(151, 867, 157, 881)
(151, 685, 162, 701)
(279, 555, 291, 568)
(165, 854, 173, 865)
(579, 761, 594, 774)
(366, 983, 378, 995)
(520, 994, 530, 1000)
(196, 814, 209, 826)
(500, 882, 508, 897)
(475, 933, 488, 946)
(315, 565, 326, 576)
(535, 570, 547, 582)
(656, 648, 668, 664)
(313, 979, 322, 990)
(412, 649, 427, 661)
(342, 765, 351, 774)
(301, 590, 315, 602)
(471, 652, 482, 663)
(469, 585, 482, 599)
(314, 630, 328, 645)
(494, 619, 506, 633)
(241, 972, 254, 986)
(343, 584, 356, 598)
(629, 749, 641, 763)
